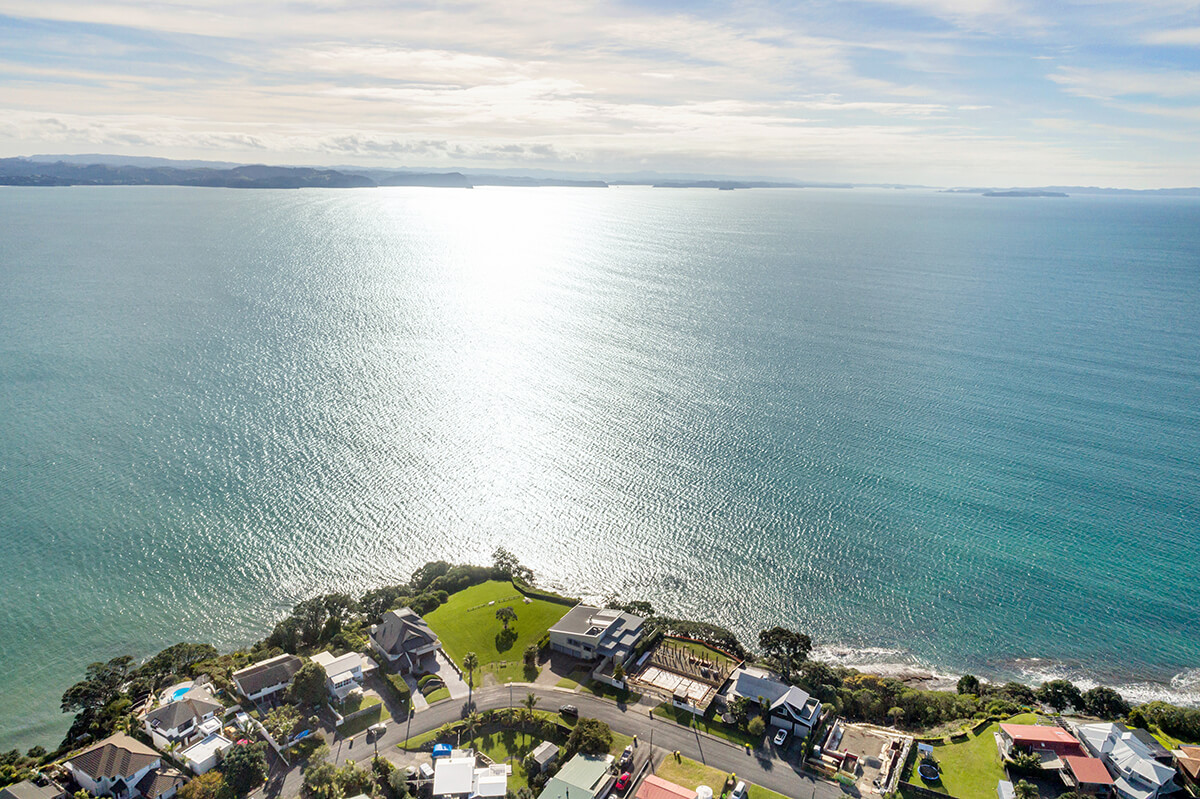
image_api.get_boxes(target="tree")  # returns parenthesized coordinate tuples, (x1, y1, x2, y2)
(388, 767, 411, 799)
(757, 627, 812, 674)
(264, 705, 301, 742)
(1009, 752, 1042, 773)
(496, 607, 518, 631)
(613, 662, 625, 681)
(291, 661, 328, 707)
(747, 716, 766, 737)
(1082, 687, 1129, 720)
(1037, 680, 1083, 713)
(178, 771, 226, 799)
(61, 656, 135, 714)
(222, 741, 268, 795)
(565, 718, 613, 756)
(492, 548, 534, 585)
(887, 707, 905, 727)
(523, 645, 537, 669)
(1013, 780, 1039, 799)
(728, 697, 751, 729)
(463, 652, 479, 708)
(522, 692, 539, 723)
(303, 760, 340, 799)
(957, 675, 981, 695)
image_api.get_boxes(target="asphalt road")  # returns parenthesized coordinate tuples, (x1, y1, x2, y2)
(259, 685, 847, 799)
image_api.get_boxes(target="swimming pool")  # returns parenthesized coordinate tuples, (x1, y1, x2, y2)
(170, 685, 191, 701)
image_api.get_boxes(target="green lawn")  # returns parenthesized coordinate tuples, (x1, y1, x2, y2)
(337, 702, 391, 738)
(465, 724, 570, 792)
(655, 755, 792, 799)
(424, 685, 450, 704)
(425, 581, 569, 680)
(652, 704, 761, 748)
(904, 713, 1038, 799)
(583, 680, 642, 704)
(556, 677, 580, 690)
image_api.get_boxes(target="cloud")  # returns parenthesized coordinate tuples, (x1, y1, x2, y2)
(1049, 66, 1200, 99)
(1143, 26, 1200, 45)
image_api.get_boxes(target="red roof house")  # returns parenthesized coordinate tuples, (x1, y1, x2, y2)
(999, 724, 1088, 758)
(635, 776, 698, 799)
(1065, 756, 1115, 795)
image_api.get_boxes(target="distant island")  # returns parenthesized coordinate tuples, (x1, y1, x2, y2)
(982, 190, 1069, 198)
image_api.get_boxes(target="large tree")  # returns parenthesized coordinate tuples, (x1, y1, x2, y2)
(496, 606, 517, 631)
(1037, 680, 1083, 713)
(222, 742, 268, 795)
(291, 661, 328, 707)
(492, 547, 534, 584)
(757, 627, 812, 673)
(957, 675, 981, 695)
(61, 656, 135, 715)
(565, 718, 613, 757)
(177, 771, 225, 799)
(1082, 687, 1129, 720)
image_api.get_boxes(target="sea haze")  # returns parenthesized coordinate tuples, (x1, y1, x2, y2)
(0, 186, 1197, 750)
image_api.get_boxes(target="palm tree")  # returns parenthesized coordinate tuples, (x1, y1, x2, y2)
(522, 692, 539, 728)
(463, 652, 479, 708)
(463, 711, 481, 744)
(495, 607, 517, 631)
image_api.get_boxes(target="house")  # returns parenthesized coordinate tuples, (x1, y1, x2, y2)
(536, 753, 613, 799)
(721, 665, 790, 706)
(232, 654, 303, 702)
(1172, 745, 1200, 792)
(0, 780, 67, 799)
(1063, 756, 1116, 796)
(143, 687, 223, 749)
(369, 608, 441, 674)
(547, 605, 644, 665)
(431, 754, 510, 799)
(768, 685, 822, 737)
(179, 733, 233, 775)
(311, 651, 365, 701)
(529, 741, 559, 773)
(1076, 723, 1178, 799)
(999, 724, 1088, 759)
(635, 776, 698, 799)
(64, 733, 187, 799)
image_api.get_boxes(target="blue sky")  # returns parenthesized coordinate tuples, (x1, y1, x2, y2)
(1, 0, 1198, 186)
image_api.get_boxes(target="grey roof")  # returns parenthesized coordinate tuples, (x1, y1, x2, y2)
(134, 768, 187, 799)
(1128, 729, 1171, 760)
(531, 741, 559, 766)
(0, 782, 64, 799)
(67, 733, 160, 781)
(146, 690, 222, 731)
(370, 608, 439, 657)
(232, 654, 302, 696)
(550, 605, 644, 658)
(770, 686, 821, 725)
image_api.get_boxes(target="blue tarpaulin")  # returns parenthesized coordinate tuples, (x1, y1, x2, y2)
(432, 743, 452, 759)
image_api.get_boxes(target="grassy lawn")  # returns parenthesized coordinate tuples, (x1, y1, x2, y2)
(905, 712, 1038, 799)
(584, 680, 642, 704)
(652, 704, 761, 748)
(338, 702, 391, 738)
(1147, 725, 1194, 750)
(425, 581, 569, 679)
(655, 755, 792, 799)
(556, 677, 580, 690)
(665, 637, 739, 667)
(337, 693, 380, 715)
(424, 685, 450, 704)
(465, 724, 570, 792)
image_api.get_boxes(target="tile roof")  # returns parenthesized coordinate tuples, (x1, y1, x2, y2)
(145, 689, 223, 731)
(68, 733, 160, 781)
(1001, 724, 1082, 746)
(0, 782, 63, 799)
(134, 768, 186, 799)
(232, 654, 302, 697)
(371, 608, 439, 656)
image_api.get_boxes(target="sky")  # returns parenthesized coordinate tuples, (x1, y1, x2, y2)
(1, 0, 1199, 187)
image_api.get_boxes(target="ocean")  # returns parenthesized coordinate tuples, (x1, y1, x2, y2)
(0, 185, 1197, 751)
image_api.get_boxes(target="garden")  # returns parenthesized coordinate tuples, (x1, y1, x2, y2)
(902, 713, 1040, 799)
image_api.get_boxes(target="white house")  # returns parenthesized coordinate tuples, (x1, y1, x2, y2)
(1075, 723, 1178, 799)
(232, 654, 303, 702)
(432, 754, 510, 799)
(311, 651, 365, 701)
(369, 608, 441, 674)
(143, 687, 223, 749)
(64, 733, 187, 799)
(547, 605, 644, 664)
(767, 685, 822, 737)
(180, 733, 233, 775)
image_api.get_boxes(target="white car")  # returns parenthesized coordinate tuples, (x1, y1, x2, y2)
(774, 728, 788, 746)
(367, 722, 388, 739)
(730, 781, 748, 799)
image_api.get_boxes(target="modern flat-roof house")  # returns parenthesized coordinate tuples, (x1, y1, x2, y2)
(767, 685, 822, 737)
(536, 753, 613, 799)
(311, 651, 365, 701)
(1, 780, 67, 799)
(635, 776, 697, 799)
(1076, 723, 1178, 799)
(64, 733, 187, 799)
(431, 753, 510, 799)
(369, 608, 441, 674)
(143, 687, 223, 749)
(1063, 756, 1117, 796)
(179, 733, 233, 775)
(547, 605, 644, 664)
(232, 654, 303, 703)
(999, 724, 1088, 759)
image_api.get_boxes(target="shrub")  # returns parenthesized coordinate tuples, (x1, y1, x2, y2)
(747, 717, 766, 737)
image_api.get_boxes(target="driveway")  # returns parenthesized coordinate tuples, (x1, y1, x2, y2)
(429, 650, 470, 700)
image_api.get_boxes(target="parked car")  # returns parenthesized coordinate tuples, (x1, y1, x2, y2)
(730, 781, 748, 799)
(559, 704, 579, 717)
(615, 772, 633, 794)
(368, 722, 387, 740)
(619, 745, 634, 769)
(774, 728, 788, 747)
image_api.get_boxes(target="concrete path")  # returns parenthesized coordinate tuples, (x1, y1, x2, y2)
(430, 650, 470, 700)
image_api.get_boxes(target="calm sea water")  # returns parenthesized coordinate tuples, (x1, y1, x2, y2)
(1, 186, 1198, 750)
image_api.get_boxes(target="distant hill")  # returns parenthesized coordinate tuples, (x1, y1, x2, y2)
(0, 159, 374, 188)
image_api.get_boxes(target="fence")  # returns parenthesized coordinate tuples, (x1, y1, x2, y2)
(900, 781, 962, 799)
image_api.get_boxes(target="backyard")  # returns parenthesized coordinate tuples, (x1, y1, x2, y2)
(425, 580, 570, 684)
(903, 712, 1039, 799)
